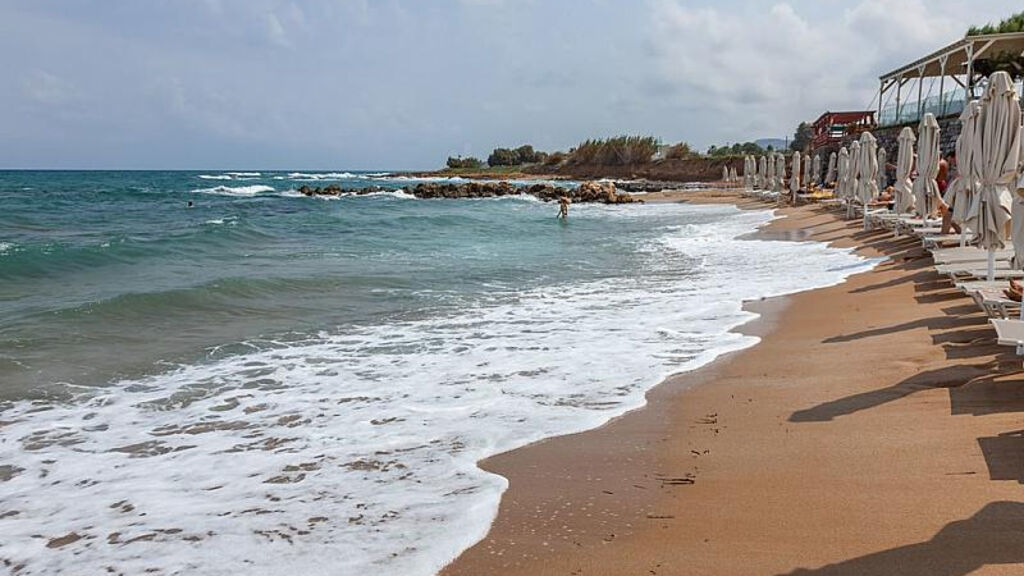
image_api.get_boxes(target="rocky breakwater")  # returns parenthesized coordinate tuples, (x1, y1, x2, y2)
(409, 180, 642, 204)
(297, 181, 642, 204)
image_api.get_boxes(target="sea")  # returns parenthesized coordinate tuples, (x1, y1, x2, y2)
(0, 170, 876, 575)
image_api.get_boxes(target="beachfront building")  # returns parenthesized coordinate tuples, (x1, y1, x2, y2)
(810, 111, 876, 151)
(877, 31, 1024, 129)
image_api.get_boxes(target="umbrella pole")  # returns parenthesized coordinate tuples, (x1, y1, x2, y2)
(988, 250, 996, 283)
(960, 227, 968, 248)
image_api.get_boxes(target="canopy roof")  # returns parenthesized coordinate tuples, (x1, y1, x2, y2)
(880, 31, 1024, 82)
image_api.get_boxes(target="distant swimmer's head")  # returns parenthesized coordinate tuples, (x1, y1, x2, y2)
(187, 201, 194, 208)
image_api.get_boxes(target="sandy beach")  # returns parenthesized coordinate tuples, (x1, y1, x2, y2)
(443, 189, 1024, 576)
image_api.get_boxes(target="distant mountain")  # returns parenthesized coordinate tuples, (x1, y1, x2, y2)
(755, 138, 788, 151)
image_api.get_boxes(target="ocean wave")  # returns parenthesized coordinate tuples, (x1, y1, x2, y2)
(226, 172, 261, 177)
(287, 172, 357, 181)
(0, 203, 878, 575)
(0, 241, 14, 254)
(197, 174, 234, 181)
(193, 185, 276, 197)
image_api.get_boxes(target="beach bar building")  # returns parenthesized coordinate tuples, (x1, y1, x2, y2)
(811, 111, 876, 150)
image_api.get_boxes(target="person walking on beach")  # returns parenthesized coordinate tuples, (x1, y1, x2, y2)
(558, 195, 570, 219)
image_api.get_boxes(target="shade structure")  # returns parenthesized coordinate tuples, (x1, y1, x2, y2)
(894, 127, 916, 215)
(876, 146, 888, 192)
(803, 153, 812, 192)
(759, 155, 768, 190)
(950, 101, 982, 245)
(813, 154, 822, 186)
(765, 154, 775, 191)
(912, 113, 941, 219)
(826, 152, 837, 187)
(858, 132, 880, 230)
(847, 140, 861, 219)
(966, 71, 1020, 281)
(790, 152, 802, 203)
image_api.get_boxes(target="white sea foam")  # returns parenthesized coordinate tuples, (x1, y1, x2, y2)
(193, 185, 276, 197)
(197, 175, 234, 181)
(0, 241, 14, 253)
(0, 204, 878, 575)
(227, 172, 261, 177)
(287, 172, 357, 181)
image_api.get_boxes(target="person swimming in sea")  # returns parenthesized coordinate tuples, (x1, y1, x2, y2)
(557, 195, 570, 219)
(187, 201, 194, 208)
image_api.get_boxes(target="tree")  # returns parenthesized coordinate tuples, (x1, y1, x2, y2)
(968, 11, 1024, 36)
(790, 122, 812, 152)
(487, 148, 521, 166)
(447, 156, 483, 169)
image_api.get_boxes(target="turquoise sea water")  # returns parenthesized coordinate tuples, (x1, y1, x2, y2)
(0, 170, 876, 575)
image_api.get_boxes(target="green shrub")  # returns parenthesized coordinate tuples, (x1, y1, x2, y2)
(447, 156, 484, 169)
(567, 136, 659, 166)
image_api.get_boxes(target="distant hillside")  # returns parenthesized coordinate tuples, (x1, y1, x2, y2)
(755, 138, 787, 151)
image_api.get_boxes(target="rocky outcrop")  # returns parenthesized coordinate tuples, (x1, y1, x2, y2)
(294, 181, 643, 203)
(297, 184, 387, 197)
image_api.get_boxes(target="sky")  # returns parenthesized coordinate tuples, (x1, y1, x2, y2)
(0, 0, 1014, 170)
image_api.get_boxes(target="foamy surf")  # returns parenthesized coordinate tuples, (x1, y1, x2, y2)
(0, 202, 877, 576)
(193, 185, 276, 197)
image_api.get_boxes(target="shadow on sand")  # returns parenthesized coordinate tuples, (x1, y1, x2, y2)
(779, 502, 1024, 575)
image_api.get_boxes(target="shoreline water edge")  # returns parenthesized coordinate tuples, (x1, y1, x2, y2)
(442, 189, 1024, 576)
(0, 177, 879, 575)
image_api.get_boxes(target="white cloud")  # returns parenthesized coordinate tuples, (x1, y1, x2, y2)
(22, 70, 73, 105)
(646, 0, 1010, 144)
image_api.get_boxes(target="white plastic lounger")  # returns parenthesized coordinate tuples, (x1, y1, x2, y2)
(969, 288, 1020, 319)
(922, 234, 972, 250)
(941, 268, 1024, 281)
(932, 248, 1013, 265)
(990, 319, 1024, 352)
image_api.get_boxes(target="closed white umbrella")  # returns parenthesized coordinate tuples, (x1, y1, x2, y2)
(966, 71, 1020, 281)
(847, 140, 861, 219)
(894, 127, 916, 215)
(723, 165, 730, 183)
(765, 154, 775, 192)
(790, 152, 802, 203)
(813, 154, 822, 187)
(826, 152, 837, 187)
(730, 167, 738, 183)
(912, 113, 941, 219)
(876, 146, 888, 192)
(858, 132, 880, 230)
(759, 155, 768, 190)
(803, 153, 812, 193)
(775, 154, 787, 195)
(837, 147, 850, 209)
(952, 100, 982, 246)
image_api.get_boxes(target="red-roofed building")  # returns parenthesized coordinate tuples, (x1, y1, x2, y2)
(811, 111, 877, 150)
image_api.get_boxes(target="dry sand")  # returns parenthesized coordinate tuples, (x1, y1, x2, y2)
(442, 189, 1024, 576)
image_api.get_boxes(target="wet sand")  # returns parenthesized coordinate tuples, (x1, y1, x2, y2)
(442, 189, 1024, 575)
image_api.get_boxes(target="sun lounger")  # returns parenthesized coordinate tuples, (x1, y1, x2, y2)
(931, 247, 1013, 265)
(967, 287, 1021, 319)
(939, 267, 1024, 281)
(922, 234, 972, 250)
(990, 319, 1024, 353)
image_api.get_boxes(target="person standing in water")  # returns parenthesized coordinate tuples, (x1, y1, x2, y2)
(557, 195, 570, 219)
